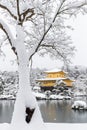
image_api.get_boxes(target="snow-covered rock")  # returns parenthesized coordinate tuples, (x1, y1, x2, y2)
(72, 101, 87, 110)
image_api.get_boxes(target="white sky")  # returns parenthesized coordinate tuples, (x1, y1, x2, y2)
(0, 44, 18, 71)
(0, 14, 87, 71)
(71, 14, 87, 67)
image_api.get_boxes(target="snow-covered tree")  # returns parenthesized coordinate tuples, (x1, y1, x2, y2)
(30, 68, 45, 88)
(63, 65, 87, 79)
(73, 74, 87, 95)
(0, 0, 87, 129)
(0, 78, 4, 95)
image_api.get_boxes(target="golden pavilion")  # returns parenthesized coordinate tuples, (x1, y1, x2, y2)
(36, 69, 74, 91)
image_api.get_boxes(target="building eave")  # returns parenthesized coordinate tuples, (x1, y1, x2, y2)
(36, 78, 68, 81)
(36, 77, 75, 82)
(44, 69, 68, 74)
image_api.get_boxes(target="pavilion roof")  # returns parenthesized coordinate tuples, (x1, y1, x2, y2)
(44, 68, 67, 73)
(36, 77, 74, 82)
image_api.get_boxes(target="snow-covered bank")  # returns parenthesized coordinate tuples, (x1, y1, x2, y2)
(46, 123, 87, 130)
(0, 123, 87, 130)
(33, 92, 71, 100)
(0, 123, 10, 130)
(0, 95, 16, 100)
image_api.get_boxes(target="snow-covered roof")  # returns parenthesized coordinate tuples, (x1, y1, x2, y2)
(36, 77, 74, 82)
(44, 68, 67, 73)
(57, 80, 66, 85)
(36, 78, 67, 81)
(63, 78, 75, 82)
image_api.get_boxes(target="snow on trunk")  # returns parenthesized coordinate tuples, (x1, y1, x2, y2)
(11, 25, 43, 129)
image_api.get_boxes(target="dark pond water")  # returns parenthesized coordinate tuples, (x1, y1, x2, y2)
(38, 100, 87, 123)
(0, 99, 87, 123)
(0, 100, 15, 123)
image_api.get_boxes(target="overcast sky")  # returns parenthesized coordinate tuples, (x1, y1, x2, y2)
(71, 14, 87, 67)
(0, 14, 87, 71)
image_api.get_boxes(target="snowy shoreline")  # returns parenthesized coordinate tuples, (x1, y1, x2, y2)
(0, 92, 87, 100)
(0, 123, 87, 130)
(0, 95, 16, 100)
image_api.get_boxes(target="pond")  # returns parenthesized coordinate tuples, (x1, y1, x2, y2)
(0, 100, 14, 123)
(0, 99, 87, 123)
(38, 100, 87, 123)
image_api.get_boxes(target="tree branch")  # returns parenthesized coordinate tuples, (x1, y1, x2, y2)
(0, 4, 17, 20)
(0, 23, 17, 56)
(59, 1, 87, 15)
(40, 44, 70, 63)
(21, 8, 35, 22)
(29, 0, 65, 60)
(16, 0, 21, 24)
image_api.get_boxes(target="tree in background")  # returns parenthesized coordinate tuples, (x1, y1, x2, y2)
(0, 76, 4, 95)
(73, 74, 87, 96)
(0, 0, 87, 129)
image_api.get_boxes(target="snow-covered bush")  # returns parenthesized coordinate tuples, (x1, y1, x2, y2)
(72, 101, 87, 110)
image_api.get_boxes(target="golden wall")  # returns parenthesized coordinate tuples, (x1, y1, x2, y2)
(63, 79, 73, 87)
(46, 72, 66, 78)
(40, 79, 73, 87)
(40, 81, 55, 87)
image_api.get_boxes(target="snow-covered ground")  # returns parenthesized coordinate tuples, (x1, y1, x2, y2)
(0, 123, 87, 130)
(0, 124, 9, 130)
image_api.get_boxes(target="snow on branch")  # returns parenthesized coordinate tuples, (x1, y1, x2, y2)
(16, 0, 35, 25)
(59, 0, 87, 15)
(21, 8, 35, 22)
(29, 0, 66, 60)
(40, 42, 74, 63)
(28, 0, 87, 62)
(0, 0, 35, 25)
(0, 3, 17, 20)
(0, 18, 17, 56)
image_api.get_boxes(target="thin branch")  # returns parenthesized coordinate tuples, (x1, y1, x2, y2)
(0, 4, 17, 20)
(21, 8, 35, 22)
(29, 0, 65, 60)
(59, 2, 87, 14)
(40, 44, 69, 63)
(0, 23, 17, 56)
(29, 33, 46, 61)
(0, 24, 12, 46)
(25, 30, 39, 40)
(40, 44, 53, 48)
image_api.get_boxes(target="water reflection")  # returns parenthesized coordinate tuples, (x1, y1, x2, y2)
(0, 100, 87, 123)
(0, 100, 14, 123)
(38, 100, 87, 123)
